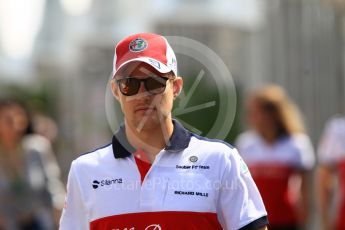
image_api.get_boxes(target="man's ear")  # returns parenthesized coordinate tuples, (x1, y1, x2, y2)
(111, 79, 120, 101)
(173, 77, 183, 99)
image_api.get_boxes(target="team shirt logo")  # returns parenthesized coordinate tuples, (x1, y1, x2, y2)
(92, 180, 100, 189)
(189, 155, 198, 163)
(145, 224, 162, 230)
(92, 178, 123, 189)
(129, 38, 148, 52)
(239, 158, 249, 174)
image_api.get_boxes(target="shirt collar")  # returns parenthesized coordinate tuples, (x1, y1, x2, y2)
(112, 119, 191, 159)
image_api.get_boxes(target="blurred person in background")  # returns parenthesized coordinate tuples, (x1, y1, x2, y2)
(317, 115, 345, 230)
(236, 85, 315, 230)
(0, 99, 65, 230)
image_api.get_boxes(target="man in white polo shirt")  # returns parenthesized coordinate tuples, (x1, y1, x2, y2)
(59, 32, 268, 230)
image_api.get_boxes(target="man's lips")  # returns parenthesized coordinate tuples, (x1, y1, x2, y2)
(134, 106, 156, 113)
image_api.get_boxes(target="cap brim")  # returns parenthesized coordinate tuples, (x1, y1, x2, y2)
(113, 57, 173, 78)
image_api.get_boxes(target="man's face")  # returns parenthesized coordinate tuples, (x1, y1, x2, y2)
(111, 62, 182, 131)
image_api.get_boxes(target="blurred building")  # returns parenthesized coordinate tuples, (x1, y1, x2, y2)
(155, 0, 345, 146)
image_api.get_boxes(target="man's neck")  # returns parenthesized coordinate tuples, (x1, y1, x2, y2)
(125, 119, 174, 162)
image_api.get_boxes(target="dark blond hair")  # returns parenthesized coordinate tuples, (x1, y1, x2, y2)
(248, 84, 305, 136)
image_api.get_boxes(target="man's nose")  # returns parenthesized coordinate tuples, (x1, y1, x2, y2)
(138, 81, 147, 94)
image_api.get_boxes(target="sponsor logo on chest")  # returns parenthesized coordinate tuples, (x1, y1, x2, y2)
(92, 178, 123, 189)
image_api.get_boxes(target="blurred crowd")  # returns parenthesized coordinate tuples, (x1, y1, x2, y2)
(0, 83, 344, 230)
(0, 100, 64, 230)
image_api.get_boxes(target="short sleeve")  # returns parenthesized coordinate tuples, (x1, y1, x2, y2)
(59, 161, 89, 230)
(217, 148, 268, 230)
(234, 132, 254, 161)
(293, 134, 315, 170)
(234, 131, 262, 165)
(318, 117, 345, 165)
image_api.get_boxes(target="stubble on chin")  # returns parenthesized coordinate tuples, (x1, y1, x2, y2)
(134, 113, 160, 132)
